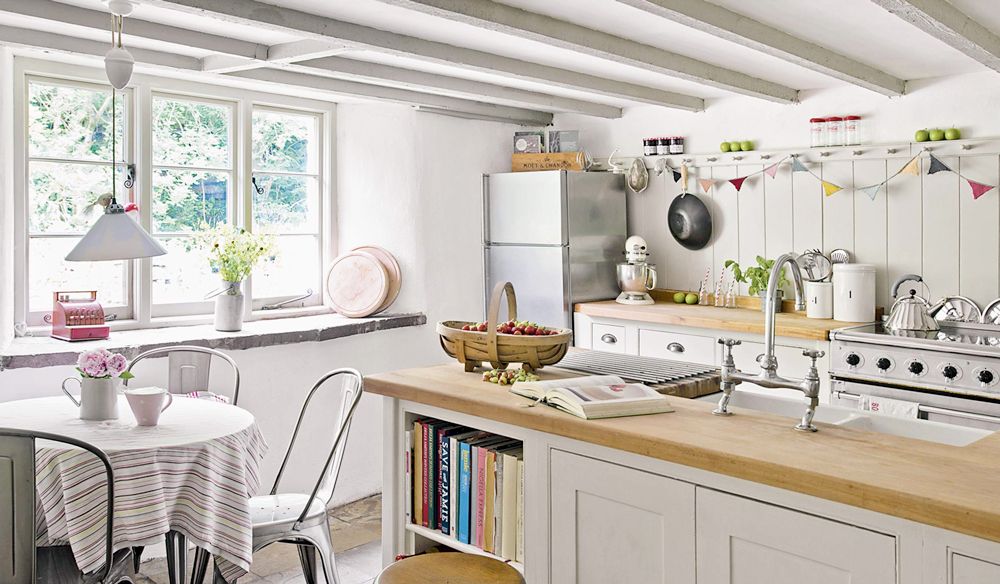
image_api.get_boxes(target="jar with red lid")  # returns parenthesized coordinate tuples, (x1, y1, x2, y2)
(656, 137, 669, 155)
(844, 115, 862, 145)
(809, 117, 826, 148)
(826, 116, 844, 147)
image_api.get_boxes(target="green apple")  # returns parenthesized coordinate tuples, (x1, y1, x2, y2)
(720, 141, 731, 153)
(685, 293, 699, 305)
(728, 141, 742, 152)
(673, 291, 686, 303)
(914, 129, 929, 142)
(945, 127, 962, 140)
(929, 128, 946, 141)
(740, 140, 754, 151)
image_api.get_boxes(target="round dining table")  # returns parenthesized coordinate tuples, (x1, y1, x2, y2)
(0, 394, 268, 581)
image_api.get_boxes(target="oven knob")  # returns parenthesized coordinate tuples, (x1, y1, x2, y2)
(876, 357, 892, 371)
(943, 365, 959, 380)
(845, 353, 861, 367)
(979, 370, 995, 385)
(908, 361, 924, 375)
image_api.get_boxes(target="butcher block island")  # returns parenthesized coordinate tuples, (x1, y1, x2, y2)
(371, 363, 1000, 584)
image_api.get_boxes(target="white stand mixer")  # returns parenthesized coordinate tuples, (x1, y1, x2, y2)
(616, 235, 657, 305)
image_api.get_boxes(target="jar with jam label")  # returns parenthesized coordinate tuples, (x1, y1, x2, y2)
(643, 138, 656, 156)
(656, 137, 670, 155)
(669, 136, 684, 154)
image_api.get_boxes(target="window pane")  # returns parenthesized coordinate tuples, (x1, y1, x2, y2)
(252, 110, 316, 173)
(152, 170, 229, 234)
(29, 238, 127, 312)
(252, 174, 318, 234)
(152, 97, 231, 168)
(28, 81, 125, 161)
(253, 235, 320, 299)
(29, 161, 112, 234)
(151, 237, 217, 305)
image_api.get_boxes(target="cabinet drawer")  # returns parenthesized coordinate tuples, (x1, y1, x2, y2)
(639, 329, 714, 364)
(592, 324, 626, 354)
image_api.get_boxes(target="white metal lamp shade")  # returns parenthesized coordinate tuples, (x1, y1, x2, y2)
(104, 47, 134, 90)
(65, 208, 167, 261)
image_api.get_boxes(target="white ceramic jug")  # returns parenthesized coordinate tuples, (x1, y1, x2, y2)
(61, 377, 120, 421)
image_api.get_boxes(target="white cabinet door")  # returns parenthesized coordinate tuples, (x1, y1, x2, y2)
(550, 450, 695, 584)
(592, 323, 627, 354)
(953, 553, 1000, 582)
(639, 329, 715, 364)
(697, 488, 896, 584)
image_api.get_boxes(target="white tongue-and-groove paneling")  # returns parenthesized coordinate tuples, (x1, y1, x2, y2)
(627, 151, 1000, 310)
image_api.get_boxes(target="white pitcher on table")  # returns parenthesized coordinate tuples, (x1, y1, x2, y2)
(62, 349, 135, 421)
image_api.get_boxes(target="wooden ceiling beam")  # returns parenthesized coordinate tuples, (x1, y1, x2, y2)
(872, 0, 1000, 73)
(616, 0, 905, 96)
(375, 0, 798, 102)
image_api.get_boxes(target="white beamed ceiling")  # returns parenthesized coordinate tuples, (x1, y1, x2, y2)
(1, 0, 997, 115)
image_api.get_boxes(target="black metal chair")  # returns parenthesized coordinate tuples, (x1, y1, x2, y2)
(191, 368, 365, 584)
(0, 428, 134, 584)
(123, 345, 242, 581)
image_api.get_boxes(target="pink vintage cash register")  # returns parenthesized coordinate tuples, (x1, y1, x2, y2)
(50, 291, 111, 341)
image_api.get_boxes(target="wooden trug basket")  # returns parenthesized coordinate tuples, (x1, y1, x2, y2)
(436, 282, 572, 372)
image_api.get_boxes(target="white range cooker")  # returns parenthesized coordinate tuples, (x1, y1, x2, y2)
(830, 322, 1000, 430)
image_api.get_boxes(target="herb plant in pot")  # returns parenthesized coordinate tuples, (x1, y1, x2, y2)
(724, 256, 790, 312)
(197, 224, 275, 332)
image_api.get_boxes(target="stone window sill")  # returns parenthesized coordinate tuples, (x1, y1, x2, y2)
(1, 312, 427, 370)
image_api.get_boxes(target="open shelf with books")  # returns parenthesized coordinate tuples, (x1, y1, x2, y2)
(404, 416, 524, 575)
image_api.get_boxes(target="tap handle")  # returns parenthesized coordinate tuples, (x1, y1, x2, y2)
(718, 338, 742, 347)
(802, 349, 826, 366)
(718, 338, 742, 361)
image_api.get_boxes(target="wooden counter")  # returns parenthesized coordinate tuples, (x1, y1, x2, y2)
(575, 299, 868, 341)
(367, 363, 1000, 544)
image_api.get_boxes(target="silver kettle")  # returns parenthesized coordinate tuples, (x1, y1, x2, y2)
(885, 274, 940, 332)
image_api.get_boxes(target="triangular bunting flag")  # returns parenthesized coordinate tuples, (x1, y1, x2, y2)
(900, 157, 920, 176)
(672, 170, 682, 183)
(698, 178, 715, 193)
(729, 176, 748, 192)
(764, 163, 779, 178)
(791, 157, 809, 173)
(859, 184, 883, 201)
(968, 179, 995, 200)
(822, 181, 843, 197)
(928, 153, 952, 175)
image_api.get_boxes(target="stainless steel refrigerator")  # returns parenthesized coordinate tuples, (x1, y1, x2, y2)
(483, 170, 626, 329)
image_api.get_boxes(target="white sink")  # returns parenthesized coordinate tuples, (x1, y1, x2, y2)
(698, 391, 993, 447)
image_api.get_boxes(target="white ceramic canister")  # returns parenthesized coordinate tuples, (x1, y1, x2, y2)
(833, 263, 876, 322)
(805, 281, 833, 319)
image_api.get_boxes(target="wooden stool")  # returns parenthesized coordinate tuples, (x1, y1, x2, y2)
(375, 553, 525, 584)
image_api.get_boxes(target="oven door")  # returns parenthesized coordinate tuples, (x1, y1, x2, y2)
(831, 378, 1000, 431)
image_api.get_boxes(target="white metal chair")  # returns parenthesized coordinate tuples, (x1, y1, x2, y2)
(191, 368, 365, 584)
(124, 345, 241, 582)
(0, 428, 135, 584)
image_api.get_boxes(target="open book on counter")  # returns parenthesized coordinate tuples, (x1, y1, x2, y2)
(509, 375, 673, 419)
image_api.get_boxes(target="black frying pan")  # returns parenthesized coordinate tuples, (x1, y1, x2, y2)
(668, 165, 713, 250)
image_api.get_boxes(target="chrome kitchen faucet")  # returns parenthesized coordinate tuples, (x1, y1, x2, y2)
(713, 253, 826, 432)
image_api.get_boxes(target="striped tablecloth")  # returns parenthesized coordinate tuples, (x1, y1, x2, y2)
(0, 395, 268, 581)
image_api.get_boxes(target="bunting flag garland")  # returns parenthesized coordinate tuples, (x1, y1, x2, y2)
(969, 179, 995, 200)
(927, 153, 952, 175)
(764, 163, 780, 178)
(698, 178, 715, 193)
(859, 184, 883, 201)
(822, 181, 843, 197)
(672, 170, 682, 183)
(901, 157, 920, 176)
(791, 157, 810, 173)
(729, 176, 748, 192)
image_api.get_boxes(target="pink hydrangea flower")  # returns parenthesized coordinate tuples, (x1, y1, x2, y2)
(106, 353, 128, 376)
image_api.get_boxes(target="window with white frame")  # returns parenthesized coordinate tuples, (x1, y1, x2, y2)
(18, 67, 330, 329)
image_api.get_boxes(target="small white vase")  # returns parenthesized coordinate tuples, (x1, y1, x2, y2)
(214, 281, 245, 332)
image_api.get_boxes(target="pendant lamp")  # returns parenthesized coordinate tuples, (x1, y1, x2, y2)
(66, 1, 166, 262)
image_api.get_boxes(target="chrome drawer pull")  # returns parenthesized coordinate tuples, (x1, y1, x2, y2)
(600, 333, 618, 344)
(667, 342, 685, 353)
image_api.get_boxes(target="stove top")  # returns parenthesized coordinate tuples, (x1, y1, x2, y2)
(830, 322, 1000, 398)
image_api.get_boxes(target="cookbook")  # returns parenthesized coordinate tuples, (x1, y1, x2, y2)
(509, 375, 673, 419)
